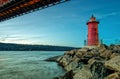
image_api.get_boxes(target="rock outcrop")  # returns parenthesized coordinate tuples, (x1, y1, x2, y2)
(73, 66, 92, 79)
(54, 44, 120, 79)
(45, 55, 61, 62)
(105, 56, 120, 72)
(104, 72, 120, 79)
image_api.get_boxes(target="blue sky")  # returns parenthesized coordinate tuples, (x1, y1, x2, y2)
(0, 0, 120, 47)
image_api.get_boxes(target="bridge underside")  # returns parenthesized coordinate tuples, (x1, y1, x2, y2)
(0, 0, 68, 22)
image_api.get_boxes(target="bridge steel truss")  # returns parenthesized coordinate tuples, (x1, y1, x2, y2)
(0, 0, 69, 22)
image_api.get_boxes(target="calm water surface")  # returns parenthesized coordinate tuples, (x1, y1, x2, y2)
(0, 51, 65, 79)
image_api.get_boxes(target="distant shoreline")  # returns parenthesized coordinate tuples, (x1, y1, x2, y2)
(0, 42, 79, 51)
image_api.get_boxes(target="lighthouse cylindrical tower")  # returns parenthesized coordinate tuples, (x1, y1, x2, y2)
(86, 15, 99, 46)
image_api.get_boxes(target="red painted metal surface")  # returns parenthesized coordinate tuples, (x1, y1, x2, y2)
(87, 15, 99, 46)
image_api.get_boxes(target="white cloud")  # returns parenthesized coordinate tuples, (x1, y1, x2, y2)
(97, 12, 120, 19)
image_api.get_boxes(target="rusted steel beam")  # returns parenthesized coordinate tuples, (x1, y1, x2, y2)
(0, 0, 69, 22)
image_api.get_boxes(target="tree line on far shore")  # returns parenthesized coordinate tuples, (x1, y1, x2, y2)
(0, 42, 77, 51)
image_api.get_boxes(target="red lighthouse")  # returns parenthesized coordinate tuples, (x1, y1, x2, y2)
(86, 15, 99, 46)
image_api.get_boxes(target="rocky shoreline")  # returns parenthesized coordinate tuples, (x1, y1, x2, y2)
(46, 44, 120, 79)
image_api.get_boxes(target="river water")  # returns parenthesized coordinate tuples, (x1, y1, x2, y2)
(0, 51, 65, 79)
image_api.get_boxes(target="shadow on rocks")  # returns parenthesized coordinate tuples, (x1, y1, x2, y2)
(54, 70, 74, 79)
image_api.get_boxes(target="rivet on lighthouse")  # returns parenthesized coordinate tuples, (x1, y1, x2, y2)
(86, 15, 99, 46)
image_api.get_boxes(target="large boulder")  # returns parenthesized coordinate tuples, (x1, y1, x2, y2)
(57, 56, 63, 62)
(98, 44, 108, 53)
(58, 55, 71, 67)
(105, 56, 120, 72)
(109, 44, 120, 53)
(90, 48, 100, 56)
(90, 60, 107, 79)
(110, 53, 120, 59)
(104, 72, 120, 79)
(64, 49, 77, 56)
(77, 48, 89, 52)
(75, 51, 86, 58)
(72, 56, 80, 63)
(64, 61, 78, 71)
(73, 67, 92, 79)
(100, 49, 112, 60)
(54, 70, 74, 79)
(88, 58, 97, 65)
(76, 51, 93, 59)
